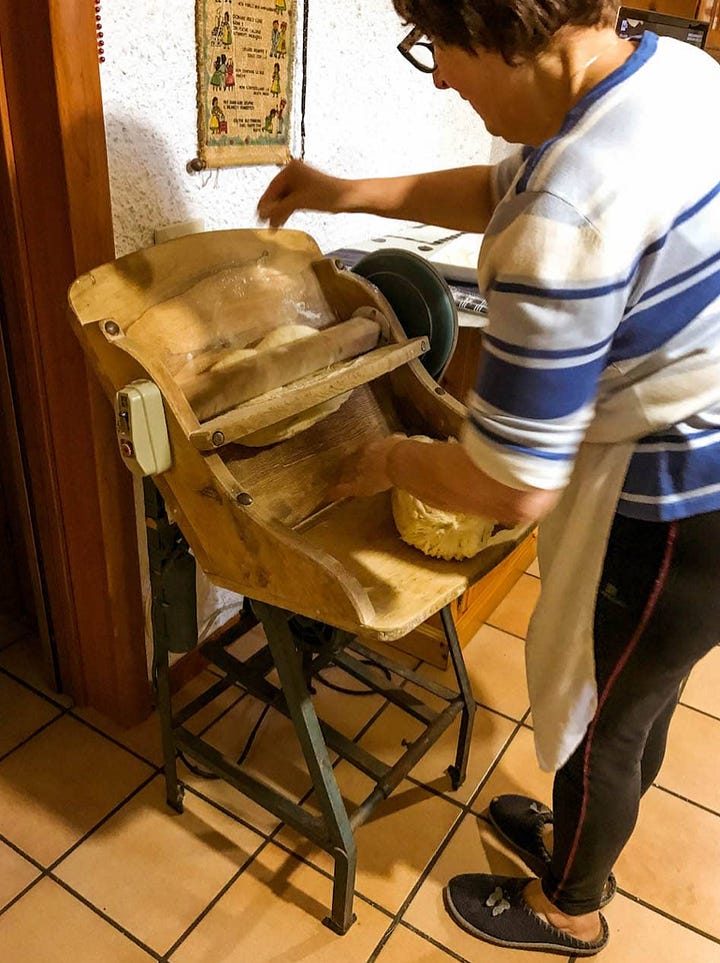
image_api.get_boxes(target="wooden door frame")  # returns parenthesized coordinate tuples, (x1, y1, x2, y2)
(0, 0, 150, 725)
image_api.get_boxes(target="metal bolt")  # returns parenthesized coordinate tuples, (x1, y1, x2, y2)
(420, 340, 428, 352)
(211, 431, 225, 447)
(104, 320, 120, 336)
(435, 385, 445, 395)
(236, 492, 253, 506)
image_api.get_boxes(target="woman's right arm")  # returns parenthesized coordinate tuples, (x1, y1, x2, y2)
(256, 160, 497, 233)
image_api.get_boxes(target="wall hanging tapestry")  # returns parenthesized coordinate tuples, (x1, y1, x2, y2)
(196, 0, 298, 167)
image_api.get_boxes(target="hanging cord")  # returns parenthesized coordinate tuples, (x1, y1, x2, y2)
(299, 0, 309, 158)
(314, 659, 392, 696)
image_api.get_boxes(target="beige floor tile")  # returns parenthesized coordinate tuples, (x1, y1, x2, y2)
(526, 556, 541, 578)
(75, 669, 244, 768)
(55, 776, 264, 955)
(403, 811, 569, 962)
(658, 704, 720, 812)
(600, 893, 720, 963)
(357, 701, 515, 805)
(416, 622, 530, 721)
(170, 840, 391, 963)
(0, 714, 153, 865)
(0, 839, 39, 909)
(180, 696, 315, 834)
(615, 786, 720, 939)
(486, 573, 541, 639)
(0, 877, 153, 962)
(681, 644, 720, 719)
(0, 672, 62, 757)
(307, 664, 386, 740)
(278, 764, 462, 914)
(471, 724, 554, 817)
(0, 635, 73, 706)
(375, 923, 457, 961)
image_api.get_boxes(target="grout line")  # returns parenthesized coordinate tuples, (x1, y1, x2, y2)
(676, 700, 720, 724)
(0, 874, 46, 920)
(0, 708, 71, 765)
(653, 783, 720, 820)
(66, 710, 163, 771)
(161, 834, 272, 959)
(615, 888, 720, 946)
(48, 873, 164, 960)
(391, 919, 476, 963)
(366, 711, 531, 961)
(194, 690, 248, 738)
(0, 662, 74, 711)
(46, 772, 158, 874)
(482, 622, 528, 642)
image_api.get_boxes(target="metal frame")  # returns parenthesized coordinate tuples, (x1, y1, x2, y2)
(147, 483, 476, 934)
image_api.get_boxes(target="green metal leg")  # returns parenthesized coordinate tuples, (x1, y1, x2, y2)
(440, 605, 476, 791)
(253, 601, 357, 934)
(154, 641, 184, 813)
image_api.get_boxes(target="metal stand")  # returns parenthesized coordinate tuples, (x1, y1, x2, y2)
(145, 483, 476, 935)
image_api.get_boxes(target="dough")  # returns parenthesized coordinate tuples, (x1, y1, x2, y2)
(391, 436, 518, 560)
(256, 323, 318, 349)
(241, 323, 350, 446)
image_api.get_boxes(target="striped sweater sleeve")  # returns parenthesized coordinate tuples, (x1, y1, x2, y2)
(462, 189, 627, 491)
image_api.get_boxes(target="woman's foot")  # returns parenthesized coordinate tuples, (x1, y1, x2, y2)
(523, 877, 604, 943)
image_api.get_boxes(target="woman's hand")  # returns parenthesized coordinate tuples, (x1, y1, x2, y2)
(328, 435, 407, 500)
(257, 160, 352, 228)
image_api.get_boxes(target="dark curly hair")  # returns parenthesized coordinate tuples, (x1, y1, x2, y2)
(393, 0, 619, 62)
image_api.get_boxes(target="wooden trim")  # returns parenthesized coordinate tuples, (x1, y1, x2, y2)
(0, 1, 149, 724)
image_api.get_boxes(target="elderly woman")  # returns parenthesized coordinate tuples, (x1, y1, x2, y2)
(258, 0, 720, 955)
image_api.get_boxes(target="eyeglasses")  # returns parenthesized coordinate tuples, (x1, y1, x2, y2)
(397, 26, 436, 74)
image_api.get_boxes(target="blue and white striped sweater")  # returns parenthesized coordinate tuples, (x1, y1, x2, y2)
(464, 32, 720, 521)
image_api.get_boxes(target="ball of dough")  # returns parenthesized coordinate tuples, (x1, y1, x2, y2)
(390, 436, 504, 561)
(257, 323, 318, 349)
(241, 323, 349, 446)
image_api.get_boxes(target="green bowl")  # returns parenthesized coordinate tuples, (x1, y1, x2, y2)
(352, 249, 458, 380)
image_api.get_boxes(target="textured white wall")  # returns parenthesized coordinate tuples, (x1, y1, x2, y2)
(99, 0, 501, 256)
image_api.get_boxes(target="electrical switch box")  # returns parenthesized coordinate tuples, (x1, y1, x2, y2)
(115, 381, 172, 476)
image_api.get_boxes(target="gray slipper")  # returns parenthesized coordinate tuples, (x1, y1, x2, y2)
(487, 794, 617, 908)
(444, 873, 609, 957)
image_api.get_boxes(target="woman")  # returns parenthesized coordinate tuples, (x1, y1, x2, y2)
(257, 0, 720, 955)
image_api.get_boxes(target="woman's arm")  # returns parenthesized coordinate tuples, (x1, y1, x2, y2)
(331, 436, 561, 526)
(257, 160, 496, 233)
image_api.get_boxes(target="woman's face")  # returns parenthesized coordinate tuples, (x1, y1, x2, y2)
(432, 41, 535, 142)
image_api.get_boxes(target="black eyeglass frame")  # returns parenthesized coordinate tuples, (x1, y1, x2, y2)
(397, 26, 437, 73)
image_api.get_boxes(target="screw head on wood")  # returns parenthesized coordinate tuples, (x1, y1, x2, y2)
(211, 431, 225, 447)
(420, 340, 428, 352)
(104, 321, 120, 336)
(236, 492, 253, 506)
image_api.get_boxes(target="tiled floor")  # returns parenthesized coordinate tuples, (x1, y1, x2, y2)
(1, 574, 720, 963)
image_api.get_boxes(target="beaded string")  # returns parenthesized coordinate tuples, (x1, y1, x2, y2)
(95, 1, 105, 64)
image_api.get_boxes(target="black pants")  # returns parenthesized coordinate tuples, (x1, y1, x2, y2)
(542, 509, 720, 915)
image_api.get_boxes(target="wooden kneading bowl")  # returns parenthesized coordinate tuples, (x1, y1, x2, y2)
(67, 229, 524, 642)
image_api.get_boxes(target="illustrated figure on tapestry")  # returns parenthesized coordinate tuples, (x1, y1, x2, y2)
(263, 108, 278, 133)
(209, 97, 227, 135)
(270, 20, 280, 57)
(225, 58, 235, 90)
(210, 54, 227, 90)
(277, 21, 288, 58)
(221, 11, 233, 46)
(270, 62, 281, 97)
(277, 98, 287, 136)
(275, 0, 287, 14)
